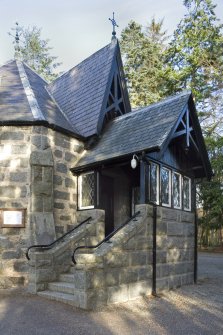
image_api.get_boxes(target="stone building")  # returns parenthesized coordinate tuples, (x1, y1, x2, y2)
(0, 38, 212, 309)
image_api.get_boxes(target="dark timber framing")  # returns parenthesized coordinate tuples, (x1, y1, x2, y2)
(97, 42, 131, 134)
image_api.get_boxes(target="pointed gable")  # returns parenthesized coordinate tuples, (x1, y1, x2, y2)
(48, 40, 131, 138)
(74, 91, 212, 180)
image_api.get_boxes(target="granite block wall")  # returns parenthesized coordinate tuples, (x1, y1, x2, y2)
(0, 126, 31, 288)
(0, 125, 84, 288)
(73, 205, 153, 309)
(156, 207, 195, 292)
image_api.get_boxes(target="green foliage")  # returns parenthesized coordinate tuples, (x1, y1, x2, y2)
(120, 1, 223, 245)
(10, 25, 61, 82)
(198, 135, 223, 245)
(120, 19, 168, 107)
(165, 0, 223, 104)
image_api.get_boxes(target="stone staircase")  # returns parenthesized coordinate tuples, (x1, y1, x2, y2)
(29, 206, 150, 310)
(37, 265, 82, 307)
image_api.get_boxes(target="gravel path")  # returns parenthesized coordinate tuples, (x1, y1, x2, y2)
(0, 252, 222, 335)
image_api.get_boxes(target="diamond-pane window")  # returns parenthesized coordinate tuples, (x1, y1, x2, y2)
(78, 172, 95, 209)
(183, 176, 191, 211)
(161, 167, 171, 207)
(173, 172, 182, 209)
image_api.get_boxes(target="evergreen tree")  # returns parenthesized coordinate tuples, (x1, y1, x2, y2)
(9, 24, 61, 82)
(165, 0, 223, 107)
(120, 19, 168, 107)
(165, 0, 223, 246)
(198, 135, 223, 246)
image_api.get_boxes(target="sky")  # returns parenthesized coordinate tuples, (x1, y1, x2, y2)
(1, 0, 223, 72)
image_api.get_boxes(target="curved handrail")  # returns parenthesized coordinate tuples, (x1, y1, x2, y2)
(26, 217, 92, 260)
(72, 211, 141, 264)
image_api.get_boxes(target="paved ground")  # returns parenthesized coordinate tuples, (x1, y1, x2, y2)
(0, 252, 222, 335)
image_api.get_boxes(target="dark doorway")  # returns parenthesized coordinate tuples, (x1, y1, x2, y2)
(100, 175, 114, 236)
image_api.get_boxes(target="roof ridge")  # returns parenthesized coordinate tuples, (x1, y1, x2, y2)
(22, 62, 48, 84)
(16, 60, 45, 121)
(112, 91, 191, 124)
(134, 90, 191, 111)
(49, 42, 114, 86)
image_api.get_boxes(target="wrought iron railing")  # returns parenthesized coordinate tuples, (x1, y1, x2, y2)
(72, 211, 141, 264)
(26, 217, 92, 260)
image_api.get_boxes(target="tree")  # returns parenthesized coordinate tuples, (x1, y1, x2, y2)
(165, 0, 223, 112)
(164, 1, 223, 247)
(198, 136, 223, 246)
(120, 2, 223, 246)
(9, 24, 61, 82)
(120, 19, 168, 107)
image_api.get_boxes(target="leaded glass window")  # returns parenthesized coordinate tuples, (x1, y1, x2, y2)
(78, 172, 95, 209)
(183, 176, 191, 211)
(150, 163, 159, 204)
(173, 172, 181, 209)
(161, 167, 171, 207)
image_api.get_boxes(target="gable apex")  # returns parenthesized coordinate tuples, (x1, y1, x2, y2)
(158, 92, 212, 180)
(97, 40, 131, 134)
(48, 40, 131, 138)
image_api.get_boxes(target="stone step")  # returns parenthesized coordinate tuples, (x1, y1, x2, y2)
(59, 273, 74, 283)
(38, 290, 75, 306)
(48, 282, 74, 295)
(69, 266, 77, 274)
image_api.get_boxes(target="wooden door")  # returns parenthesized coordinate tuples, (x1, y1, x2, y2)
(100, 175, 114, 236)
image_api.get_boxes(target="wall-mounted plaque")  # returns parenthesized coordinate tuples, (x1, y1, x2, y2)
(0, 209, 26, 228)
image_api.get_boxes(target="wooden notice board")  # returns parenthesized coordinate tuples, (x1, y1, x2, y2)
(0, 209, 26, 228)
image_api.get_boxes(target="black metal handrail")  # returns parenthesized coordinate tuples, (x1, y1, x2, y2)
(26, 217, 92, 260)
(72, 211, 141, 264)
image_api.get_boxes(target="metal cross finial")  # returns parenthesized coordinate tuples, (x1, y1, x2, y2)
(8, 22, 21, 59)
(15, 22, 20, 46)
(109, 12, 119, 40)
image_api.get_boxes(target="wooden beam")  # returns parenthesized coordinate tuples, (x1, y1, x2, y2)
(172, 127, 193, 139)
(189, 134, 200, 153)
(106, 98, 123, 113)
(186, 108, 190, 148)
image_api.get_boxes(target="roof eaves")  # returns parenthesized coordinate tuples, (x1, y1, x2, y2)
(188, 96, 213, 180)
(72, 145, 160, 173)
(0, 119, 86, 141)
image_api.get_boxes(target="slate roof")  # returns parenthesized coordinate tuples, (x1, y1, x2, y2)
(0, 60, 34, 121)
(75, 91, 191, 169)
(0, 60, 78, 135)
(48, 40, 118, 137)
(23, 64, 76, 133)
